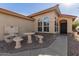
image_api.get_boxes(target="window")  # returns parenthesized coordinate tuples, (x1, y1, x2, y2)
(54, 17, 58, 32)
(38, 19, 42, 32)
(43, 17, 49, 32)
(38, 27, 42, 32)
(38, 16, 50, 32)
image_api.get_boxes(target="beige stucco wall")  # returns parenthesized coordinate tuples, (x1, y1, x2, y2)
(32, 11, 73, 34)
(0, 13, 34, 40)
(33, 11, 59, 33)
(59, 17, 73, 33)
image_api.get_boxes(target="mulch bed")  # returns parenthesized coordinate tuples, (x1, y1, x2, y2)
(0, 33, 56, 53)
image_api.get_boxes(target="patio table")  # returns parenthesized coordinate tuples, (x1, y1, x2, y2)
(24, 32, 35, 44)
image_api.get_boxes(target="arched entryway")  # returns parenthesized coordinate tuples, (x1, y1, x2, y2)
(60, 20, 67, 34)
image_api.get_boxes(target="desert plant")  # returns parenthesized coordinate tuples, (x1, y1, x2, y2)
(72, 21, 79, 31)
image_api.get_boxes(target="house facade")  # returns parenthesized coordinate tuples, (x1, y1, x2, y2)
(0, 4, 77, 41)
(29, 5, 77, 34)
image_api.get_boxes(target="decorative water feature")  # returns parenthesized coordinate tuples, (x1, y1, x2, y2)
(4, 25, 19, 43)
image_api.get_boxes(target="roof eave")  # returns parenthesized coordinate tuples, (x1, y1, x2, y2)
(28, 4, 61, 17)
(59, 14, 77, 21)
(0, 8, 34, 21)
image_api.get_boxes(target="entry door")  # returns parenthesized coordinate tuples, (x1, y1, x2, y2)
(60, 20, 67, 34)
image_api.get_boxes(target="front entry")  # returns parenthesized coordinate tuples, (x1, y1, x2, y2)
(60, 20, 67, 34)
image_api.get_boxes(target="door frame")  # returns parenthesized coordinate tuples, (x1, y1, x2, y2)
(60, 20, 67, 34)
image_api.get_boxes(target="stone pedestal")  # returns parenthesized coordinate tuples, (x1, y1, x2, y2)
(23, 33, 35, 44)
(15, 41, 21, 49)
(39, 38, 43, 44)
(35, 35, 44, 44)
(13, 36, 23, 49)
(27, 35, 32, 43)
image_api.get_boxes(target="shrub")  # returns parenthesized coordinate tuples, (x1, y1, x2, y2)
(72, 21, 79, 31)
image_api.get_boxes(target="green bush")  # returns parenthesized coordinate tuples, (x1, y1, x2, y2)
(72, 21, 79, 30)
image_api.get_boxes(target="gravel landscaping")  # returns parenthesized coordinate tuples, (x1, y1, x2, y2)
(68, 34, 79, 56)
(0, 34, 67, 56)
(0, 33, 56, 53)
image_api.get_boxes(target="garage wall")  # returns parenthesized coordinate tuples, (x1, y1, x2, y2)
(0, 13, 34, 40)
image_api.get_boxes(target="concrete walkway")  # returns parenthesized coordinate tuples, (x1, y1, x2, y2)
(0, 35, 67, 56)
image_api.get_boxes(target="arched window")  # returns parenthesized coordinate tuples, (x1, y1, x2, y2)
(43, 17, 49, 32)
(38, 16, 50, 32)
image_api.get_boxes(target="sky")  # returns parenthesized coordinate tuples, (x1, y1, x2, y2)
(0, 3, 79, 17)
